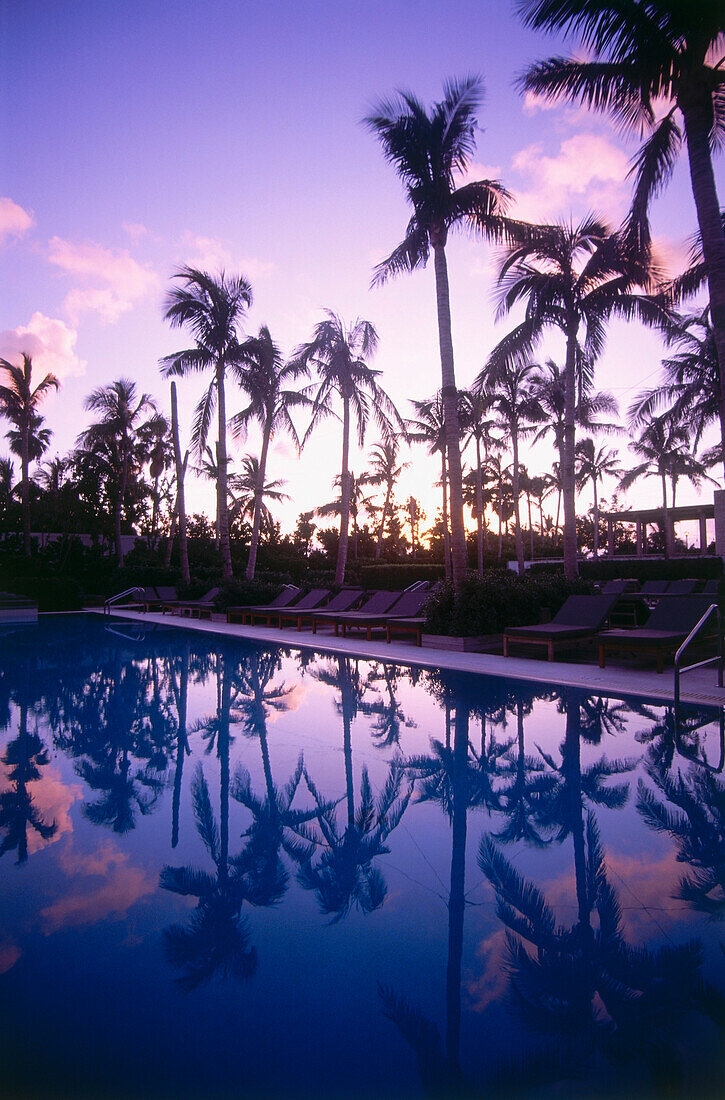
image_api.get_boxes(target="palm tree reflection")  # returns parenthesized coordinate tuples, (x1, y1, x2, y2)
(0, 701, 57, 863)
(291, 656, 412, 921)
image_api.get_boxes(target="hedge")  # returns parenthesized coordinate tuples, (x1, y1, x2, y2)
(424, 572, 590, 636)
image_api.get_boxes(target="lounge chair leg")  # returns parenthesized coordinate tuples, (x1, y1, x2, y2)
(547, 641, 553, 661)
(599, 646, 605, 669)
(503, 636, 509, 657)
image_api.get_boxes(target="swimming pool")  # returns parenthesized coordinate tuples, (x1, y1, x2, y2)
(1, 614, 723, 1097)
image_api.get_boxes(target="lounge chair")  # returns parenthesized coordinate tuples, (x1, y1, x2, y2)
(164, 587, 220, 619)
(600, 578, 639, 594)
(665, 578, 698, 595)
(311, 590, 400, 636)
(144, 586, 178, 611)
(503, 594, 619, 662)
(702, 579, 721, 596)
(598, 596, 718, 673)
(121, 586, 159, 611)
(226, 585, 300, 624)
(246, 587, 331, 627)
(386, 615, 428, 646)
(325, 588, 431, 641)
(278, 588, 364, 631)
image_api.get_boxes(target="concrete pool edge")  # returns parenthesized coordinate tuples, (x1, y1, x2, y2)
(87, 607, 725, 709)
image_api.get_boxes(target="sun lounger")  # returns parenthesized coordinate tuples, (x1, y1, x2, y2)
(600, 579, 639, 595)
(226, 585, 300, 624)
(385, 616, 427, 646)
(144, 586, 178, 611)
(326, 588, 431, 641)
(278, 588, 364, 630)
(702, 579, 721, 596)
(503, 594, 619, 661)
(597, 596, 718, 673)
(665, 578, 698, 595)
(164, 587, 220, 618)
(311, 590, 399, 635)
(246, 587, 331, 626)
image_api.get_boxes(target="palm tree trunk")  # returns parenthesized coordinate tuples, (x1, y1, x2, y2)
(681, 93, 725, 482)
(115, 449, 128, 566)
(21, 421, 30, 557)
(592, 476, 600, 557)
(216, 362, 233, 582)
(562, 329, 579, 579)
(376, 481, 392, 559)
(441, 450, 451, 581)
(433, 242, 467, 589)
(335, 398, 352, 586)
(475, 437, 484, 576)
(527, 490, 534, 561)
(512, 432, 524, 574)
(170, 382, 190, 585)
(445, 700, 468, 1087)
(661, 473, 671, 558)
(246, 420, 271, 580)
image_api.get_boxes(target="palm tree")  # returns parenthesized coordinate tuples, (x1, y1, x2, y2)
(77, 378, 156, 565)
(477, 361, 545, 573)
(460, 388, 498, 575)
(160, 266, 253, 581)
(293, 311, 402, 585)
(488, 217, 666, 578)
(365, 439, 408, 559)
(0, 353, 60, 556)
(630, 310, 724, 477)
(575, 439, 623, 556)
(408, 393, 466, 579)
(228, 454, 289, 534)
(619, 413, 713, 555)
(168, 380, 190, 584)
(518, 0, 725, 450)
(314, 471, 374, 561)
(136, 412, 171, 544)
(229, 325, 310, 579)
(365, 75, 511, 590)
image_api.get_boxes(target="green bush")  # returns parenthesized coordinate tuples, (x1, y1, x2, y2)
(424, 572, 590, 636)
(7, 575, 85, 611)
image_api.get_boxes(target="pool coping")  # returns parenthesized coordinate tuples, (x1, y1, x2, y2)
(89, 607, 725, 709)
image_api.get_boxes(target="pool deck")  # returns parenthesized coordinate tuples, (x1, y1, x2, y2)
(94, 607, 725, 709)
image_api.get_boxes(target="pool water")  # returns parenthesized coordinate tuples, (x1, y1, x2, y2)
(1, 614, 723, 1098)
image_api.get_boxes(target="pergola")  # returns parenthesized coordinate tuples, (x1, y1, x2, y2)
(602, 503, 714, 557)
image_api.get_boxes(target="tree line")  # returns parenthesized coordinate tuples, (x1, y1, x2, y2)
(1, 2, 723, 588)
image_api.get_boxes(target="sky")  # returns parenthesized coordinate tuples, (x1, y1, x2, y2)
(0, 0, 718, 544)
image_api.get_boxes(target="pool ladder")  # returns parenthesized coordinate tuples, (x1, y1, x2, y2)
(103, 586, 144, 615)
(673, 603, 724, 772)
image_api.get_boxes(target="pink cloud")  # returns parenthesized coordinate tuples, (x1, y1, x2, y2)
(47, 236, 160, 324)
(122, 221, 148, 240)
(0, 763, 81, 855)
(0, 312, 86, 380)
(0, 197, 34, 244)
(511, 133, 630, 223)
(38, 840, 156, 933)
(179, 232, 275, 281)
(466, 927, 510, 1011)
(0, 940, 21, 974)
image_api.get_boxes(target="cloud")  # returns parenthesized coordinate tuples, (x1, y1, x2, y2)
(179, 233, 275, 281)
(0, 763, 81, 856)
(47, 236, 160, 324)
(0, 940, 21, 974)
(39, 840, 156, 933)
(122, 221, 148, 240)
(522, 91, 562, 114)
(0, 197, 34, 244)
(511, 133, 630, 223)
(0, 312, 87, 380)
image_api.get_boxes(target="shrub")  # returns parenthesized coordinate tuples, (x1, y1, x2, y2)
(7, 575, 85, 611)
(424, 572, 590, 636)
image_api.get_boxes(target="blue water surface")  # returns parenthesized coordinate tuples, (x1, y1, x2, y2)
(1, 614, 723, 1098)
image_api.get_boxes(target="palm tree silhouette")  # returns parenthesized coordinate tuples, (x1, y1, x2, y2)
(160, 266, 253, 580)
(293, 312, 402, 585)
(637, 756, 725, 922)
(227, 649, 331, 906)
(228, 325, 310, 579)
(290, 656, 411, 921)
(0, 703, 57, 864)
(479, 812, 720, 1089)
(518, 0, 725, 448)
(365, 75, 511, 589)
(484, 217, 665, 578)
(76, 378, 156, 565)
(575, 438, 623, 556)
(0, 352, 60, 556)
(161, 763, 257, 992)
(364, 438, 409, 560)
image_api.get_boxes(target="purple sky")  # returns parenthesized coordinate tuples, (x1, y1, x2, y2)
(0, 0, 714, 539)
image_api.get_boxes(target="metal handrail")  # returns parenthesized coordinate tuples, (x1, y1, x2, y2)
(103, 586, 144, 615)
(673, 603, 723, 711)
